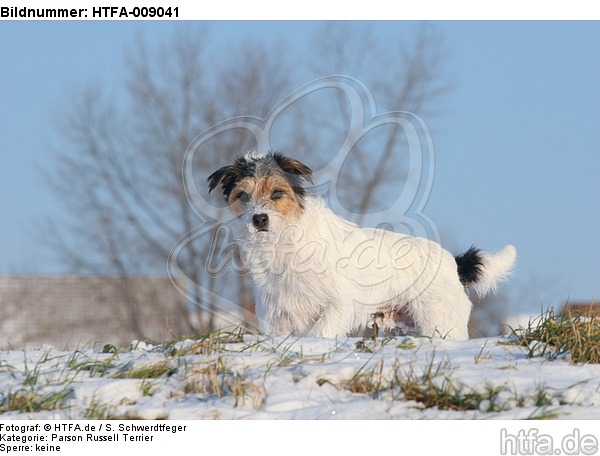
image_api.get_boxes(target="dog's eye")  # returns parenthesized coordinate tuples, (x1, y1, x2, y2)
(271, 190, 285, 200)
(235, 192, 250, 203)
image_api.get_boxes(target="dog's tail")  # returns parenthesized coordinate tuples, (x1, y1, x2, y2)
(455, 245, 516, 297)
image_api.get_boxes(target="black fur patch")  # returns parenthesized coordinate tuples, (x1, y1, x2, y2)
(207, 152, 313, 204)
(455, 246, 484, 286)
(207, 157, 256, 200)
(272, 152, 313, 201)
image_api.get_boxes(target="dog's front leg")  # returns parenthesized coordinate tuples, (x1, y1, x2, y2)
(304, 303, 345, 338)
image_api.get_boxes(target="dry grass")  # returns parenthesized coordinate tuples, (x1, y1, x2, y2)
(391, 357, 506, 412)
(123, 361, 177, 379)
(184, 358, 266, 409)
(0, 388, 72, 414)
(510, 307, 600, 364)
(332, 356, 507, 412)
(1, 324, 591, 419)
(341, 359, 386, 397)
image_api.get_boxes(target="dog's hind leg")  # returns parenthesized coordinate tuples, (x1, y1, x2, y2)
(407, 293, 472, 340)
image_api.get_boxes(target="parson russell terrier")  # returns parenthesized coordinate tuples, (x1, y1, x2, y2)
(208, 152, 516, 340)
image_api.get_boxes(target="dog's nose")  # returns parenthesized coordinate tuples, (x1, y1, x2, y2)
(252, 213, 269, 230)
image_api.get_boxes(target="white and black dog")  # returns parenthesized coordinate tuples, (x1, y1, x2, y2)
(208, 152, 516, 340)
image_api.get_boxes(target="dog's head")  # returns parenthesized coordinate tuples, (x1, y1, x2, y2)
(208, 152, 313, 239)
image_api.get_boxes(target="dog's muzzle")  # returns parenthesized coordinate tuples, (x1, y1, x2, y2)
(252, 213, 269, 231)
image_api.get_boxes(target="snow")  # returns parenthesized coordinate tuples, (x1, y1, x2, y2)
(1, 334, 599, 419)
(502, 313, 545, 334)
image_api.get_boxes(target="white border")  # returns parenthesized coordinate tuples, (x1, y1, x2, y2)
(4, 0, 600, 20)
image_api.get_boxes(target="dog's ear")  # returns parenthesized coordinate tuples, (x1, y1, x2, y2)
(273, 153, 313, 184)
(207, 164, 235, 196)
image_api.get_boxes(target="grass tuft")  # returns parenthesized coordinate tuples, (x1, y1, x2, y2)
(391, 356, 503, 411)
(164, 325, 252, 357)
(123, 361, 176, 379)
(341, 359, 386, 397)
(328, 354, 511, 412)
(510, 307, 600, 364)
(184, 358, 266, 409)
(83, 400, 115, 420)
(0, 388, 72, 414)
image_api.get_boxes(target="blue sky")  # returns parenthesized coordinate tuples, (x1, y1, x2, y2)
(0, 21, 598, 314)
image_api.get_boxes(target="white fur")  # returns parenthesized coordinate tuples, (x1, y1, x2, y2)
(468, 245, 517, 298)
(236, 197, 515, 340)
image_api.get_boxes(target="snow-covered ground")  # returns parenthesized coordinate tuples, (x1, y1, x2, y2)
(1, 332, 599, 419)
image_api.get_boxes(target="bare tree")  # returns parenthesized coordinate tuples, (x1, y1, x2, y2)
(46, 22, 453, 337)
(46, 27, 295, 334)
(303, 22, 451, 223)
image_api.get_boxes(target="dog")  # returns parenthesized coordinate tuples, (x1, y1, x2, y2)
(208, 151, 516, 340)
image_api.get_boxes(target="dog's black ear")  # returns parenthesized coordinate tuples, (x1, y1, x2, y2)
(272, 153, 313, 184)
(207, 164, 235, 195)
